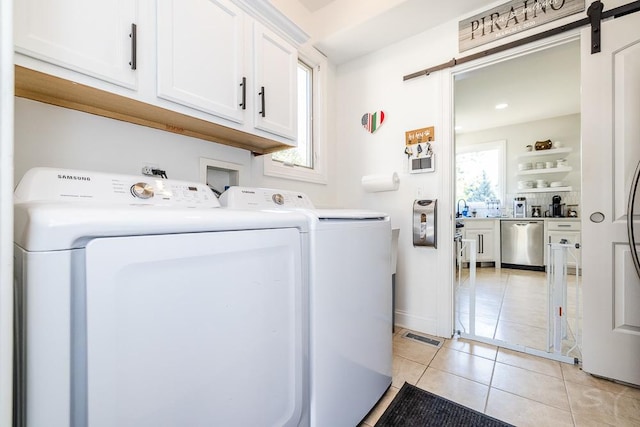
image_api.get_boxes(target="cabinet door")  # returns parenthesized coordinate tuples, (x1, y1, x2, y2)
(547, 230, 582, 269)
(464, 230, 494, 263)
(157, 0, 246, 123)
(14, 0, 137, 88)
(252, 22, 297, 141)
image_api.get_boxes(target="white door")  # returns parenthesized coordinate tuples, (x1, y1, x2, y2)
(581, 13, 640, 386)
(252, 21, 297, 141)
(156, 0, 246, 123)
(83, 229, 305, 426)
(14, 0, 138, 88)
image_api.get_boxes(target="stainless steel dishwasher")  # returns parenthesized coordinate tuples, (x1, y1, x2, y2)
(500, 219, 544, 270)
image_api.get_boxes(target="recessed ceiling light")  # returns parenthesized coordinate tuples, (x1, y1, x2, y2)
(495, 103, 508, 110)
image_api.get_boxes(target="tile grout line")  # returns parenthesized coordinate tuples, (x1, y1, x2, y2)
(560, 362, 578, 426)
(483, 345, 499, 415)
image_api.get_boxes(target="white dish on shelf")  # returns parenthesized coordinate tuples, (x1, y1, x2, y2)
(518, 180, 534, 189)
(550, 181, 565, 187)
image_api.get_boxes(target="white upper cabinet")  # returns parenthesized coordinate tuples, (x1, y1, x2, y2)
(252, 21, 297, 141)
(157, 0, 246, 123)
(14, 0, 138, 88)
(14, 0, 308, 153)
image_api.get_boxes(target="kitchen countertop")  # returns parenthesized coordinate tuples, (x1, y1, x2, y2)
(460, 217, 580, 221)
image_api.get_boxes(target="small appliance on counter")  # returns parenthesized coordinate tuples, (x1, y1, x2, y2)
(513, 197, 527, 218)
(567, 204, 579, 217)
(531, 205, 542, 217)
(550, 195, 565, 217)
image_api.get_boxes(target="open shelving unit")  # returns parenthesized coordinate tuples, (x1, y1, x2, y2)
(517, 147, 572, 159)
(516, 147, 574, 193)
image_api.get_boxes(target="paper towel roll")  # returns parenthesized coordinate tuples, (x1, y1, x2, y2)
(361, 172, 400, 192)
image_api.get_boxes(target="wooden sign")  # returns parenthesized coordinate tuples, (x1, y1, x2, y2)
(459, 0, 585, 52)
(405, 126, 434, 146)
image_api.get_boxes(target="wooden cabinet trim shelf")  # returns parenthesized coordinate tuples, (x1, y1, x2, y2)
(14, 65, 290, 155)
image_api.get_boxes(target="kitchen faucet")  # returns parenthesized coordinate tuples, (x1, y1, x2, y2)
(456, 199, 468, 218)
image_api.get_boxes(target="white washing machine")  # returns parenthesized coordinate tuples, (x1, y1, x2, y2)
(219, 187, 392, 427)
(13, 168, 310, 427)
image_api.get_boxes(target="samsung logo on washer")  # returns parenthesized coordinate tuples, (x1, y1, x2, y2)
(459, 0, 584, 51)
(57, 174, 91, 181)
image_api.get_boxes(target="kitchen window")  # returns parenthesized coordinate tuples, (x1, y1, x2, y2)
(456, 140, 506, 212)
(263, 48, 327, 183)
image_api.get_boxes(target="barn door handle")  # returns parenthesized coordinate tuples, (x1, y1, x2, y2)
(627, 160, 640, 280)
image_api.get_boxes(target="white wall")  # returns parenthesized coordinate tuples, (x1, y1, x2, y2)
(14, 91, 338, 206)
(333, 22, 459, 335)
(457, 113, 582, 216)
(14, 98, 251, 183)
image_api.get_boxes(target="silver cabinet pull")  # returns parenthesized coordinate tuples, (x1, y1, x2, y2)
(239, 77, 246, 110)
(258, 86, 265, 117)
(129, 23, 137, 70)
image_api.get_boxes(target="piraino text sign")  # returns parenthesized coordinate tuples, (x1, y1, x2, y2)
(459, 0, 585, 52)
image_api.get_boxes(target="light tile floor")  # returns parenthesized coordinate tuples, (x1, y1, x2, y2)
(360, 330, 640, 427)
(454, 267, 581, 358)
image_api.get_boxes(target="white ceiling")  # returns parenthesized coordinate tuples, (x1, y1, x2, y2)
(454, 40, 581, 133)
(293, 0, 490, 64)
(297, 0, 333, 13)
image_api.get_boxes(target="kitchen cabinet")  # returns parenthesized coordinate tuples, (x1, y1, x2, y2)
(251, 21, 298, 140)
(463, 219, 500, 265)
(157, 0, 246, 123)
(157, 0, 297, 141)
(516, 148, 573, 193)
(15, 0, 138, 89)
(14, 0, 307, 154)
(545, 220, 581, 269)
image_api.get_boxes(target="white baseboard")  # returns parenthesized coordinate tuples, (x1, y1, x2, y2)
(394, 310, 438, 336)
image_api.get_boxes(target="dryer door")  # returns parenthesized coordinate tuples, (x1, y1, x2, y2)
(80, 229, 305, 427)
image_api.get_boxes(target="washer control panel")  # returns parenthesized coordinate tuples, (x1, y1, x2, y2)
(14, 167, 220, 207)
(219, 187, 315, 209)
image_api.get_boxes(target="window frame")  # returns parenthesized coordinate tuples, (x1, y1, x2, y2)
(455, 140, 506, 209)
(263, 46, 327, 184)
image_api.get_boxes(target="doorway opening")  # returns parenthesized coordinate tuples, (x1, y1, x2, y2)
(452, 38, 582, 363)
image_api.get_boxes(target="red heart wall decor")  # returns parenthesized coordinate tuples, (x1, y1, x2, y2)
(361, 111, 385, 134)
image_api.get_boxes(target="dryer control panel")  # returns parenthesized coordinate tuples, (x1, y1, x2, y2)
(220, 187, 315, 209)
(14, 167, 220, 208)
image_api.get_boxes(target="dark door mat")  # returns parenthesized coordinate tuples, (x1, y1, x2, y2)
(375, 383, 514, 427)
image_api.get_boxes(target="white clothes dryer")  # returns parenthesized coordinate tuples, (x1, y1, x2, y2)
(13, 168, 310, 427)
(219, 187, 392, 427)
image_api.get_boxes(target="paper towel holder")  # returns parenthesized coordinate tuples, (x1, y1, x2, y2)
(361, 172, 400, 192)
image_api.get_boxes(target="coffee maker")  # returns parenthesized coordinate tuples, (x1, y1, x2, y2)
(550, 195, 565, 217)
(513, 197, 527, 218)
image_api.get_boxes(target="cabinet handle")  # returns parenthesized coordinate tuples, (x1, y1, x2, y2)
(239, 77, 246, 110)
(259, 86, 265, 117)
(129, 23, 137, 70)
(557, 224, 572, 227)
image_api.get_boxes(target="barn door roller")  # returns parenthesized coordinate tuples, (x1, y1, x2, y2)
(588, 1, 604, 53)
